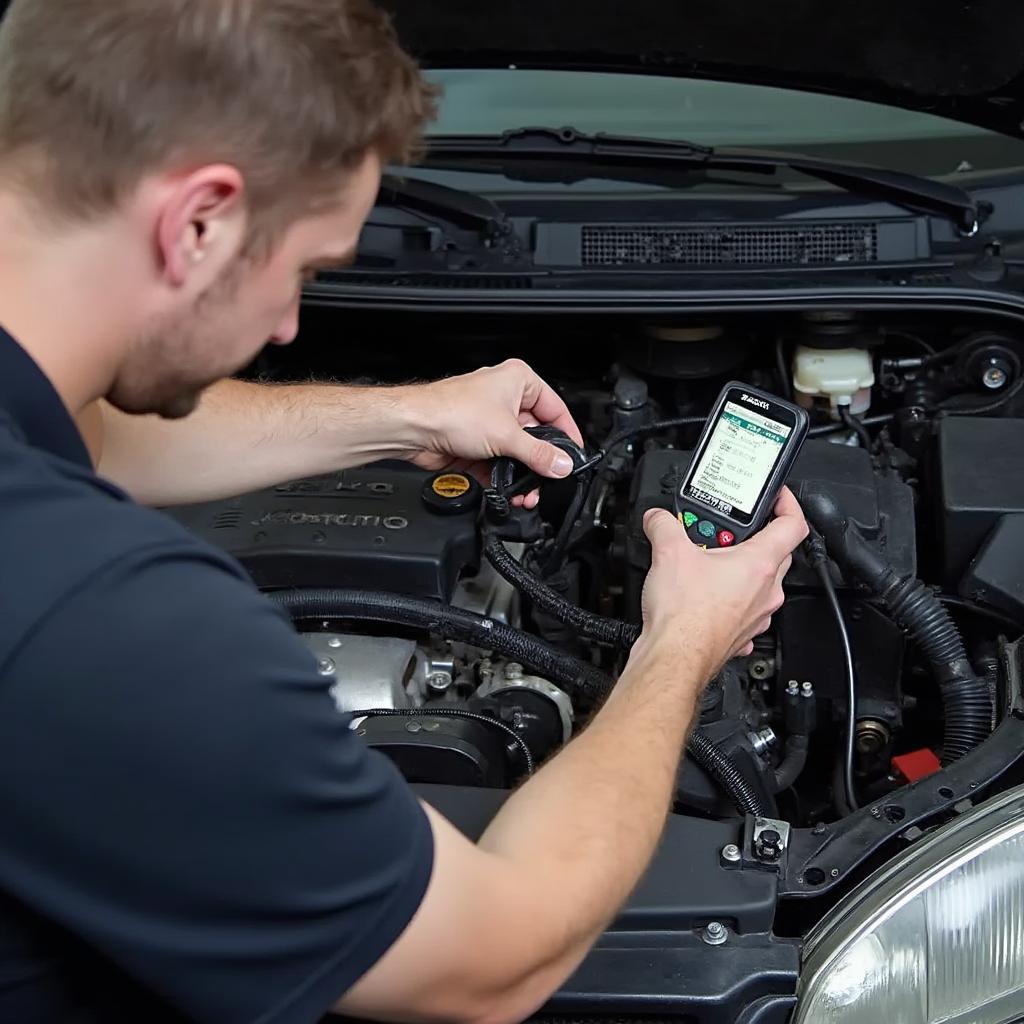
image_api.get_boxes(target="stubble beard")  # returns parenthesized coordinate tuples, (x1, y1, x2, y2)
(107, 258, 249, 420)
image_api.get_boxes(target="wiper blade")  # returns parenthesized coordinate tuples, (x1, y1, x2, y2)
(426, 126, 983, 235)
(376, 173, 510, 236)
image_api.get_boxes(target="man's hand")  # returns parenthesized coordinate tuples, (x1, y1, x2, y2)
(636, 487, 808, 682)
(407, 359, 583, 509)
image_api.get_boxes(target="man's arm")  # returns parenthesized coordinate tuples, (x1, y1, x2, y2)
(89, 360, 581, 506)
(336, 490, 808, 1024)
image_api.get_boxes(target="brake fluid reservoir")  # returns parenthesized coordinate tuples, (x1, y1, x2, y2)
(792, 346, 874, 415)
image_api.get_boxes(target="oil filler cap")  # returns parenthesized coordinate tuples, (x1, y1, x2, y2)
(422, 472, 481, 516)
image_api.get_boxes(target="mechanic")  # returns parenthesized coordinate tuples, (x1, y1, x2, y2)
(0, 2, 808, 1023)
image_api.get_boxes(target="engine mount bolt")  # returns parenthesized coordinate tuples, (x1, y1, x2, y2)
(316, 657, 336, 676)
(504, 663, 524, 681)
(327, 637, 343, 649)
(427, 672, 453, 694)
(702, 921, 728, 945)
(982, 363, 1008, 390)
(754, 829, 783, 862)
(721, 843, 741, 864)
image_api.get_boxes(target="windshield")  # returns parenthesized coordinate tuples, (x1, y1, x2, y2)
(416, 70, 1024, 186)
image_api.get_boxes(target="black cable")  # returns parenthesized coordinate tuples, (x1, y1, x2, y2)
(938, 374, 1024, 417)
(775, 336, 793, 401)
(599, 416, 707, 461)
(815, 560, 859, 812)
(543, 472, 590, 576)
(351, 707, 535, 775)
(485, 539, 640, 649)
(839, 405, 873, 450)
(809, 413, 894, 437)
(804, 532, 859, 813)
(268, 588, 614, 706)
(938, 595, 1024, 636)
(686, 729, 768, 818)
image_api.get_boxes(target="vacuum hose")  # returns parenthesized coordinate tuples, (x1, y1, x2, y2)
(268, 587, 613, 706)
(485, 539, 641, 650)
(801, 487, 992, 764)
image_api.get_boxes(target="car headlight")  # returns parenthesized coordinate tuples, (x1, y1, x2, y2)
(795, 784, 1024, 1024)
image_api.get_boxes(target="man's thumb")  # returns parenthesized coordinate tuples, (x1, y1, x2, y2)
(510, 431, 574, 479)
(643, 508, 681, 550)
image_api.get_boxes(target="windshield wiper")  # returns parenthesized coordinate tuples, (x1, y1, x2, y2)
(376, 173, 511, 237)
(425, 126, 984, 236)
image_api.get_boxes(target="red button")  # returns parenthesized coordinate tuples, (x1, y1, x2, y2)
(717, 530, 735, 547)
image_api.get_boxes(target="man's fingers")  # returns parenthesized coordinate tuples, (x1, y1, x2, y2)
(748, 487, 809, 562)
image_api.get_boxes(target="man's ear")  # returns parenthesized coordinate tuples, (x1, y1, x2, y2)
(154, 165, 247, 290)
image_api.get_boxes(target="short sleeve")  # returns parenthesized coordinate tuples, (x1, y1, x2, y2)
(0, 541, 433, 1024)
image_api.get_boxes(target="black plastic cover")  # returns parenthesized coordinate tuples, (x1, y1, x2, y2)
(627, 441, 915, 607)
(167, 463, 480, 602)
(960, 513, 1024, 620)
(938, 418, 1024, 585)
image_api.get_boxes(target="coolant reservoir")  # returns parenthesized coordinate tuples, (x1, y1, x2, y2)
(792, 346, 874, 415)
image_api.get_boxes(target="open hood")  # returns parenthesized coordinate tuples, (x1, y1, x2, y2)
(383, 0, 1024, 140)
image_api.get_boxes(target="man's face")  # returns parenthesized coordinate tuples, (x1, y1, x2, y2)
(107, 151, 382, 419)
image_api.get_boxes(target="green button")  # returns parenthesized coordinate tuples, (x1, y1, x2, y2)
(697, 520, 716, 538)
(682, 511, 699, 528)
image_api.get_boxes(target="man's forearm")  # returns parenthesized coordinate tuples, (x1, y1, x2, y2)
(475, 638, 707, 1014)
(95, 378, 426, 505)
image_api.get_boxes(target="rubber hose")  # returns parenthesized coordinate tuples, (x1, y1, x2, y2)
(686, 729, 767, 818)
(880, 574, 992, 762)
(485, 539, 641, 650)
(268, 588, 614, 706)
(771, 734, 810, 794)
(801, 488, 991, 764)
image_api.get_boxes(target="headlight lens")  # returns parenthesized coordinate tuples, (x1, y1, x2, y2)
(796, 785, 1024, 1024)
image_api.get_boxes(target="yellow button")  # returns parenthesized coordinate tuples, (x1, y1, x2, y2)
(432, 473, 471, 499)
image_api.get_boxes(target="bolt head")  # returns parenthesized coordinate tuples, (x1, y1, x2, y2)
(702, 921, 728, 945)
(504, 663, 524, 680)
(327, 637, 343, 649)
(721, 843, 741, 863)
(316, 657, 336, 675)
(830, 867, 840, 878)
(983, 364, 1008, 390)
(801, 681, 814, 695)
(405, 721, 422, 734)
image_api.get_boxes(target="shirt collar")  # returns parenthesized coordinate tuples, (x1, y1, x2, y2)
(0, 326, 92, 469)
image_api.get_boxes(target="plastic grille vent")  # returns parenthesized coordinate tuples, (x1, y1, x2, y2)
(213, 509, 243, 530)
(581, 222, 878, 267)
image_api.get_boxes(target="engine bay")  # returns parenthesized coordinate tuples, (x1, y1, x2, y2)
(171, 306, 1024, 902)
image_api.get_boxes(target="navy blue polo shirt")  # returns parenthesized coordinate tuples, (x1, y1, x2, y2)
(0, 328, 433, 1023)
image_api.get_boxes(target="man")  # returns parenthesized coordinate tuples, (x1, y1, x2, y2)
(0, 1, 807, 1022)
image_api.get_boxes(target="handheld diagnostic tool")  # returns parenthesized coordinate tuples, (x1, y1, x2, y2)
(675, 382, 808, 548)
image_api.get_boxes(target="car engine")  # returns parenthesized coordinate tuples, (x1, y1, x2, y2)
(170, 309, 1024, 841)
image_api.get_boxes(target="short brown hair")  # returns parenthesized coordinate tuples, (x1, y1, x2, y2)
(0, 0, 436, 242)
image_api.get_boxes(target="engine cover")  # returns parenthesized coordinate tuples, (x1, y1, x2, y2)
(169, 463, 480, 601)
(625, 442, 916, 722)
